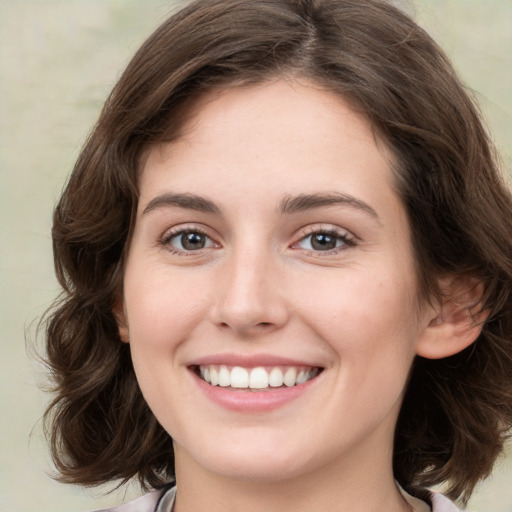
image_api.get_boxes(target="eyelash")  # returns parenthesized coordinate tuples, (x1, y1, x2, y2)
(159, 225, 356, 256)
(292, 227, 356, 255)
(160, 226, 216, 256)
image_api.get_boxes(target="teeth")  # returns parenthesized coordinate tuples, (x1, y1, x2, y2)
(268, 367, 283, 387)
(210, 367, 219, 386)
(197, 365, 319, 389)
(283, 367, 297, 387)
(218, 365, 231, 387)
(231, 366, 249, 388)
(249, 367, 268, 389)
(296, 370, 308, 384)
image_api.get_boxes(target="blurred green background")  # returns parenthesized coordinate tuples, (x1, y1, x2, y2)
(0, 1, 510, 511)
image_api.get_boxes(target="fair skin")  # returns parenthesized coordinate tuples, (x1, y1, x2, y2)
(117, 79, 476, 512)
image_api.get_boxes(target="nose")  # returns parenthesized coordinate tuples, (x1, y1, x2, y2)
(209, 246, 289, 337)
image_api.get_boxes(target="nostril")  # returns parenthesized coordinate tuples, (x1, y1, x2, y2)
(217, 321, 273, 330)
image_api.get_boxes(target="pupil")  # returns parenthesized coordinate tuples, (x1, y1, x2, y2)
(182, 232, 205, 250)
(311, 233, 336, 251)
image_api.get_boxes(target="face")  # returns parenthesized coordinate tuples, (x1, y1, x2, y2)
(119, 79, 435, 485)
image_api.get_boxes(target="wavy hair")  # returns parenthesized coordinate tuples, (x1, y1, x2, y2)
(43, 0, 512, 504)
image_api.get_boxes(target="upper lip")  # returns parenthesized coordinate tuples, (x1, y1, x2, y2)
(188, 353, 324, 369)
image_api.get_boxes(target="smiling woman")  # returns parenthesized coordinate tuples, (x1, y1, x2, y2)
(119, 83, 427, 491)
(42, 1, 512, 511)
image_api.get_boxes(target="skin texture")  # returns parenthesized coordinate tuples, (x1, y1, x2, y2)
(117, 79, 476, 512)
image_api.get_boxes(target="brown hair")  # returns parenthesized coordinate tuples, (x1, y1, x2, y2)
(44, 0, 512, 504)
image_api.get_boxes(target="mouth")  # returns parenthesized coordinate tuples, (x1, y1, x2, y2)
(191, 364, 323, 391)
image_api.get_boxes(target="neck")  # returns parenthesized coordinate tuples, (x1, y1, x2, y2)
(173, 442, 412, 512)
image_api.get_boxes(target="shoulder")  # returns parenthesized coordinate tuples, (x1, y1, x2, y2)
(91, 486, 175, 512)
(431, 492, 463, 512)
(399, 484, 462, 512)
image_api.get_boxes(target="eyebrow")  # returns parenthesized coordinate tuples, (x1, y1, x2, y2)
(142, 193, 222, 215)
(278, 192, 380, 220)
(142, 191, 379, 221)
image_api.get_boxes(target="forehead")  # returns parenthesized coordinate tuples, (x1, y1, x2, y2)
(140, 79, 397, 202)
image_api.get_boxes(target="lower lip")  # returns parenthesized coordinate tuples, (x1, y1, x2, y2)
(191, 370, 321, 413)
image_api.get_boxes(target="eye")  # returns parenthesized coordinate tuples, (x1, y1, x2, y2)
(295, 229, 355, 253)
(162, 229, 216, 253)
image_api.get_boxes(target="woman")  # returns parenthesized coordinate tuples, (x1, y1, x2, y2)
(44, 1, 512, 510)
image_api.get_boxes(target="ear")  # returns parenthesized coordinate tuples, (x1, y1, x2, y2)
(416, 276, 489, 359)
(113, 297, 130, 343)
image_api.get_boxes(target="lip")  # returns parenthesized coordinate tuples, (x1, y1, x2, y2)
(188, 354, 324, 413)
(189, 353, 323, 368)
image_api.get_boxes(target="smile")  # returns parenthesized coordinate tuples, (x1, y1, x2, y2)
(195, 365, 321, 390)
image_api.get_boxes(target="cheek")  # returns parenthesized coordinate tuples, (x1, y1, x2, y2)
(295, 265, 420, 404)
(125, 262, 207, 339)
(123, 268, 206, 416)
(297, 267, 418, 343)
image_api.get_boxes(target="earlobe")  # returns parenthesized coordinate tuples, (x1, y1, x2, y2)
(416, 277, 489, 360)
(113, 299, 130, 343)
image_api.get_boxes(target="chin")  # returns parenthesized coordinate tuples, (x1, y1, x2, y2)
(204, 457, 305, 483)
(186, 438, 322, 484)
